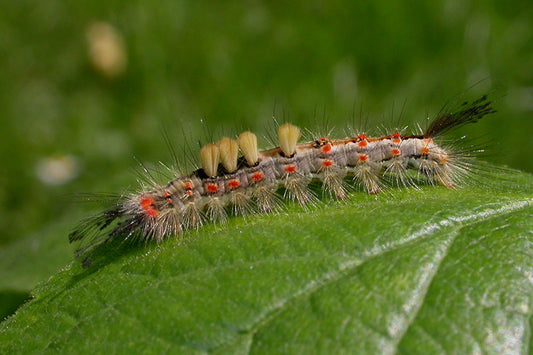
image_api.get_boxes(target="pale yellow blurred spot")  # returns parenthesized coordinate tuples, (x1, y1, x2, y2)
(86, 22, 127, 78)
(36, 155, 80, 186)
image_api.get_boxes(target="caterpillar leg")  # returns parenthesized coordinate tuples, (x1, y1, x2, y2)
(352, 162, 382, 194)
(416, 158, 456, 188)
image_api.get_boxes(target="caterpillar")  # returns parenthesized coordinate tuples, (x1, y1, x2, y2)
(70, 94, 496, 262)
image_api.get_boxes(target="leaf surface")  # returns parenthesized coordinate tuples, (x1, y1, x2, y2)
(1, 168, 532, 354)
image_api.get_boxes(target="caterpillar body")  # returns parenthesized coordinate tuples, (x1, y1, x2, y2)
(70, 95, 496, 261)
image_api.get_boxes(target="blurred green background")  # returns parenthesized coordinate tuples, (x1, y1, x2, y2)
(0, 0, 531, 271)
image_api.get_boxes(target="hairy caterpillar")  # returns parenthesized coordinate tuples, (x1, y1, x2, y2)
(70, 95, 496, 262)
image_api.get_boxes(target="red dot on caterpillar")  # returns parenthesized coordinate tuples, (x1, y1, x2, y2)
(206, 183, 218, 193)
(140, 196, 158, 217)
(322, 159, 334, 168)
(228, 179, 240, 189)
(285, 165, 297, 174)
(321, 143, 332, 153)
(251, 172, 264, 182)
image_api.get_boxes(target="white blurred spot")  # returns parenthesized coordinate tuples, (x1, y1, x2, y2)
(36, 155, 80, 186)
(86, 22, 127, 78)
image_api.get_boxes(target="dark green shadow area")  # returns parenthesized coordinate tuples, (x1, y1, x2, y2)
(0, 290, 32, 322)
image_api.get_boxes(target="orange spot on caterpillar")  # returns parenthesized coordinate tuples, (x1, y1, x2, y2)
(140, 196, 158, 217)
(358, 154, 368, 162)
(322, 159, 333, 167)
(391, 148, 401, 156)
(392, 138, 401, 144)
(185, 182, 193, 190)
(285, 165, 297, 173)
(164, 192, 172, 203)
(358, 134, 367, 140)
(251, 172, 263, 182)
(421, 147, 430, 154)
(186, 190, 193, 196)
(358, 140, 367, 148)
(206, 183, 218, 193)
(228, 179, 240, 189)
(393, 132, 401, 138)
(140, 197, 153, 209)
(321, 143, 332, 153)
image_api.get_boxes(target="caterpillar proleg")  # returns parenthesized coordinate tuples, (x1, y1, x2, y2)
(70, 94, 496, 262)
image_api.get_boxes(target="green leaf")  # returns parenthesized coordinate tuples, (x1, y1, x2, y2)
(1, 167, 533, 354)
(0, 218, 73, 292)
(0, 218, 74, 320)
